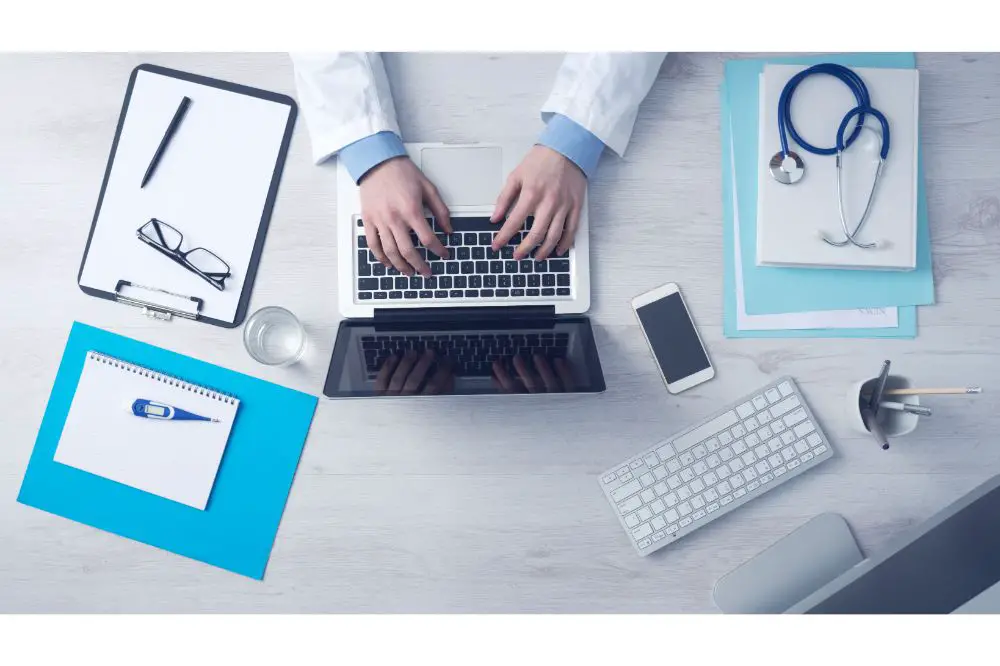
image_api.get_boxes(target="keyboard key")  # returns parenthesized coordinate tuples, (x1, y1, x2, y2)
(716, 464, 731, 479)
(550, 259, 570, 272)
(440, 276, 453, 289)
(707, 454, 721, 468)
(752, 395, 769, 411)
(374, 292, 388, 299)
(731, 424, 747, 439)
(389, 291, 402, 299)
(730, 473, 744, 487)
(679, 518, 692, 528)
(703, 488, 719, 503)
(767, 438, 782, 454)
(689, 463, 705, 477)
(773, 465, 787, 478)
(733, 439, 747, 455)
(629, 460, 643, 470)
(666, 459, 682, 474)
(794, 420, 816, 438)
(653, 482, 669, 496)
(719, 431, 734, 445)
(610, 480, 642, 502)
(673, 410, 739, 452)
(784, 408, 808, 428)
(512, 289, 526, 297)
(678, 487, 692, 500)
(625, 513, 640, 528)
(768, 454, 783, 468)
(690, 495, 705, 509)
(742, 452, 756, 466)
(720, 447, 734, 461)
(746, 433, 761, 449)
(781, 447, 796, 462)
(495, 289, 510, 297)
(358, 292, 372, 300)
(720, 494, 734, 506)
(632, 523, 653, 541)
(771, 419, 786, 434)
(637, 507, 653, 522)
(505, 260, 518, 273)
(650, 499, 666, 514)
(787, 459, 801, 470)
(678, 502, 692, 516)
(736, 402, 755, 419)
(666, 475, 682, 490)
(693, 444, 708, 460)
(781, 431, 796, 446)
(765, 388, 782, 404)
(652, 531, 665, 542)
(557, 274, 570, 287)
(637, 538, 652, 549)
(769, 395, 800, 420)
(734, 488, 747, 499)
(478, 232, 492, 245)
(541, 288, 555, 296)
(602, 473, 617, 484)
(801, 452, 814, 463)
(651, 516, 667, 531)
(652, 466, 668, 480)
(755, 444, 769, 459)
(778, 381, 793, 396)
(644, 453, 659, 467)
(814, 444, 828, 455)
(404, 291, 417, 299)
(542, 273, 556, 287)
(757, 424, 773, 440)
(703, 471, 718, 487)
(465, 290, 479, 298)
(747, 481, 760, 492)
(680, 452, 695, 466)
(664, 493, 678, 508)
(730, 458, 745, 473)
(717, 480, 732, 495)
(707, 502, 720, 513)
(449, 290, 463, 298)
(755, 461, 770, 475)
(664, 508, 680, 523)
(692, 509, 707, 521)
(528, 274, 541, 288)
(358, 278, 379, 290)
(706, 437, 720, 452)
(639, 473, 655, 487)
(690, 478, 705, 493)
(761, 473, 775, 484)
(807, 433, 823, 447)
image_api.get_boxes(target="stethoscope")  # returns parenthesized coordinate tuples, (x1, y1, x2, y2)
(768, 63, 891, 249)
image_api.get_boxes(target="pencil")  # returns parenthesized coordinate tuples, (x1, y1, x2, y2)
(884, 387, 982, 396)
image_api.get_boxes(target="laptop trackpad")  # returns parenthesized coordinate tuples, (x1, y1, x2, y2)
(420, 147, 502, 207)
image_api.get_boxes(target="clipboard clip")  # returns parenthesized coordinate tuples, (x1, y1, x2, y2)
(114, 280, 204, 322)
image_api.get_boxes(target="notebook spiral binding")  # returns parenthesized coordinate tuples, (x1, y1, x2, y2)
(87, 351, 238, 404)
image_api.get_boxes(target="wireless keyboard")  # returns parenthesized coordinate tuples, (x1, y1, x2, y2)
(600, 377, 833, 556)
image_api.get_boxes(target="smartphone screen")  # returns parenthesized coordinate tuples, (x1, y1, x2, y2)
(635, 292, 711, 384)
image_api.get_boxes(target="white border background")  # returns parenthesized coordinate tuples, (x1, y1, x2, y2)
(3, 0, 996, 660)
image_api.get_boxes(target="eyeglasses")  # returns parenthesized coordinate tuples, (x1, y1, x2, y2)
(137, 218, 231, 292)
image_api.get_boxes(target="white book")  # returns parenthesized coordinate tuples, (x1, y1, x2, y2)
(756, 64, 920, 270)
(53, 352, 240, 510)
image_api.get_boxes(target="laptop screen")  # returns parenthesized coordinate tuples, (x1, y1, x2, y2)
(323, 315, 605, 398)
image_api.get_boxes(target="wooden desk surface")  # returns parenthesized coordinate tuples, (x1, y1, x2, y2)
(2, 52, 999, 612)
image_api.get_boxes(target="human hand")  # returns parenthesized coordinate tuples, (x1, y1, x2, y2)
(374, 350, 455, 396)
(490, 146, 586, 262)
(360, 157, 452, 277)
(492, 354, 577, 393)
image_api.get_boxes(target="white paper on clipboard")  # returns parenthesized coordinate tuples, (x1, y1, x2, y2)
(79, 67, 294, 324)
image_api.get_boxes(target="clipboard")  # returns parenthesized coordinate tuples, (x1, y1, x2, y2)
(78, 64, 297, 328)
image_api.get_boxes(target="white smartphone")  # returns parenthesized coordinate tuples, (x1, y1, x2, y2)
(631, 283, 715, 394)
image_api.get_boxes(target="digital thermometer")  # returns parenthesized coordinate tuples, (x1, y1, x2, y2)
(130, 399, 218, 422)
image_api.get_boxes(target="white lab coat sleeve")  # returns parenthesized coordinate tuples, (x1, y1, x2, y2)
(541, 53, 667, 157)
(289, 52, 401, 164)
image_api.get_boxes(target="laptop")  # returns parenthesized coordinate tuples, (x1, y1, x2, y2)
(323, 142, 605, 398)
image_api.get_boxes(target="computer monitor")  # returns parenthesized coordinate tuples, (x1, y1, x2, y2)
(788, 474, 1000, 613)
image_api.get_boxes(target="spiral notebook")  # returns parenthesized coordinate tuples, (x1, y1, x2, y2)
(53, 351, 240, 510)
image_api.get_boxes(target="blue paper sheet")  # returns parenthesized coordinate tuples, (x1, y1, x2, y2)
(725, 53, 935, 315)
(18, 322, 318, 579)
(722, 87, 917, 338)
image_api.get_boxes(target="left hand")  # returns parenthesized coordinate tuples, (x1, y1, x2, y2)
(489, 146, 586, 261)
(374, 350, 455, 396)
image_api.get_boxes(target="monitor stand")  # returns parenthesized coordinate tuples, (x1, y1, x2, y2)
(713, 513, 865, 613)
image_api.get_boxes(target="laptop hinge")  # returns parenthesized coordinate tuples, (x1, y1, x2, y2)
(373, 305, 555, 324)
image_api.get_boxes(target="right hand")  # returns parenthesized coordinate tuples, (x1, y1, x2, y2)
(359, 157, 452, 277)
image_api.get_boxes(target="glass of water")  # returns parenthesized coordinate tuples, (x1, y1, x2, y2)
(243, 306, 307, 366)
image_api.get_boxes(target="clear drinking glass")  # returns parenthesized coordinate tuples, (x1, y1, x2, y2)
(243, 306, 307, 366)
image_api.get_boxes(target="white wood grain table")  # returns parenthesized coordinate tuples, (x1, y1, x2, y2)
(2, 52, 999, 613)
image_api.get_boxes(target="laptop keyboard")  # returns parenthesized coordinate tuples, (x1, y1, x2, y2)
(355, 216, 574, 302)
(361, 331, 570, 378)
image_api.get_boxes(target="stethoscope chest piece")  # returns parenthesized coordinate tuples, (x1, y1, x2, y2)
(769, 150, 804, 185)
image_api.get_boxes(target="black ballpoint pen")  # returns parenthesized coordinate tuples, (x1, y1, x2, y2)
(140, 95, 191, 188)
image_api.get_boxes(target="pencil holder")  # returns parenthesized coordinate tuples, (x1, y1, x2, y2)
(847, 374, 921, 437)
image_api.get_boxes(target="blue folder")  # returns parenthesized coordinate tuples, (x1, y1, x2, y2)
(724, 53, 935, 315)
(18, 322, 318, 579)
(722, 88, 917, 338)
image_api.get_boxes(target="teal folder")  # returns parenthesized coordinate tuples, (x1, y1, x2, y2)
(724, 53, 935, 315)
(18, 322, 318, 579)
(722, 89, 917, 338)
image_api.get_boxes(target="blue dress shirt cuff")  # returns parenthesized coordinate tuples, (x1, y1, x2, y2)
(338, 131, 408, 184)
(536, 114, 606, 179)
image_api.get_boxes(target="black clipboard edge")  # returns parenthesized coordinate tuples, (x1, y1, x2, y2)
(77, 63, 299, 329)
